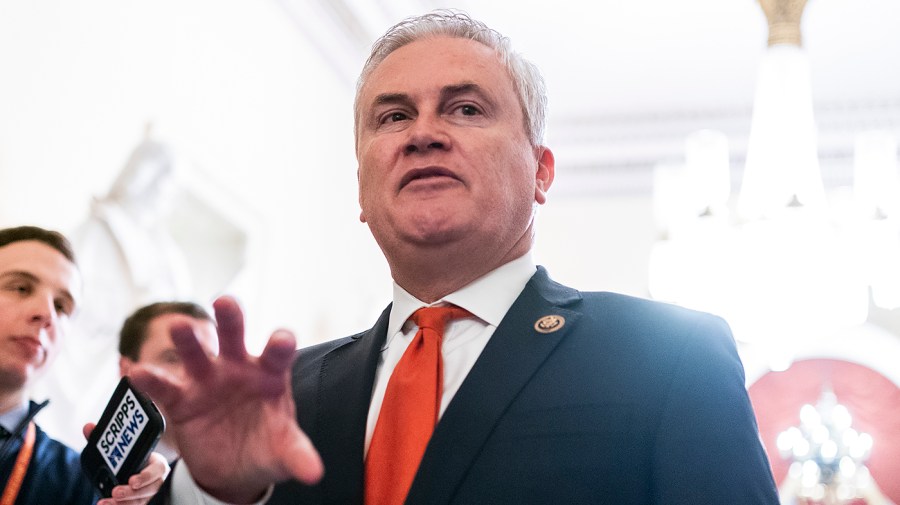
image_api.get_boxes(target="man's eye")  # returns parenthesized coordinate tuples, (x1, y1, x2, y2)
(10, 284, 31, 294)
(459, 105, 480, 116)
(384, 112, 409, 123)
(54, 300, 72, 317)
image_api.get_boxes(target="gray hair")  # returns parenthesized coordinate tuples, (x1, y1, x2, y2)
(354, 9, 548, 148)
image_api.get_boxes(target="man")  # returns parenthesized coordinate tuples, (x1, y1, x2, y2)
(134, 10, 780, 504)
(118, 301, 218, 463)
(0, 226, 169, 505)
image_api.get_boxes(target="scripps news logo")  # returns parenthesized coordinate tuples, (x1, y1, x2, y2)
(97, 389, 148, 473)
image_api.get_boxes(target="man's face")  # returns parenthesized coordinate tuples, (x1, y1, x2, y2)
(356, 36, 554, 265)
(120, 313, 218, 381)
(0, 241, 80, 392)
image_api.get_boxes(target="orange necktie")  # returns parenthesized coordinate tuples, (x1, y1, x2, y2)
(364, 305, 472, 505)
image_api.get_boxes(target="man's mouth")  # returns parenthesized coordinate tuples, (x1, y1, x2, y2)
(12, 336, 45, 362)
(400, 167, 460, 189)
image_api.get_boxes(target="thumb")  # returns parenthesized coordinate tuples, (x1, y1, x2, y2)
(277, 426, 324, 485)
(82, 422, 97, 441)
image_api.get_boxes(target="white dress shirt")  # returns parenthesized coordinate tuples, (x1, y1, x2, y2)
(0, 401, 29, 436)
(173, 254, 537, 505)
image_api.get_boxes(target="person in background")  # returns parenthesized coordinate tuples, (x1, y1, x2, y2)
(135, 10, 780, 505)
(0, 225, 169, 505)
(118, 301, 218, 463)
(32, 135, 193, 450)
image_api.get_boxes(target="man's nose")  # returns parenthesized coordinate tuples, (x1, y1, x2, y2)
(28, 294, 56, 328)
(404, 114, 450, 154)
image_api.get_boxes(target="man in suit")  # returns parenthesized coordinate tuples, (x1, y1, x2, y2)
(133, 10, 780, 504)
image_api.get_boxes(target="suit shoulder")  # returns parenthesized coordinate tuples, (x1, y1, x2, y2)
(580, 291, 728, 330)
(535, 270, 732, 346)
(536, 268, 726, 333)
(570, 291, 736, 359)
(297, 335, 357, 360)
(293, 335, 358, 379)
(293, 304, 391, 367)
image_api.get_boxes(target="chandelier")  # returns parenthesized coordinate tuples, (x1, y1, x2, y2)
(776, 389, 875, 504)
(647, 0, 900, 370)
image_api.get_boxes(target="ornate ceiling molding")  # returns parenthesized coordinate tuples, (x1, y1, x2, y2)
(549, 99, 900, 197)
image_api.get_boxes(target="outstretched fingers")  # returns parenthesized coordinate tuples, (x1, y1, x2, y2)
(276, 425, 325, 485)
(213, 296, 249, 361)
(259, 329, 297, 373)
(127, 365, 183, 411)
(171, 323, 214, 379)
(250, 330, 297, 398)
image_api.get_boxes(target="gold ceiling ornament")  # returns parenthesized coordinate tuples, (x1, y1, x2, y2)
(759, 0, 808, 47)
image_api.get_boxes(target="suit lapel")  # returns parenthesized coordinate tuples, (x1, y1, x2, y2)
(313, 305, 391, 504)
(406, 268, 583, 505)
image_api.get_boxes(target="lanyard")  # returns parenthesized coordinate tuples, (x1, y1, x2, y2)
(1, 421, 36, 505)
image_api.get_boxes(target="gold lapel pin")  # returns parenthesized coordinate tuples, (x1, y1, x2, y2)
(534, 315, 565, 334)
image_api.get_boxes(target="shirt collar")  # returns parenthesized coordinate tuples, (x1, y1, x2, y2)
(388, 253, 537, 337)
(0, 401, 29, 434)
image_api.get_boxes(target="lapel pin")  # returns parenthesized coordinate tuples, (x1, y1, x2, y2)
(534, 315, 565, 334)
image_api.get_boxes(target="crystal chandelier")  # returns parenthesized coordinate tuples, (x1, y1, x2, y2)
(647, 0, 900, 370)
(776, 389, 875, 504)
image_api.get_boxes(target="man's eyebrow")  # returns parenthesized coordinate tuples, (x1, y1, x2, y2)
(0, 270, 39, 283)
(439, 82, 486, 102)
(371, 83, 488, 108)
(0, 269, 76, 309)
(372, 92, 413, 108)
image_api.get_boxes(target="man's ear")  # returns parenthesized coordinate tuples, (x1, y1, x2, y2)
(358, 166, 368, 223)
(534, 146, 555, 205)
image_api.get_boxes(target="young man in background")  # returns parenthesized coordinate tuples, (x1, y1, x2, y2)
(118, 301, 218, 463)
(0, 225, 168, 505)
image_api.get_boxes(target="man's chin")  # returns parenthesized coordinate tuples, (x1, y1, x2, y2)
(0, 366, 35, 392)
(408, 226, 471, 249)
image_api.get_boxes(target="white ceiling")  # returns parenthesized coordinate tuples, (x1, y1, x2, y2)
(277, 0, 900, 196)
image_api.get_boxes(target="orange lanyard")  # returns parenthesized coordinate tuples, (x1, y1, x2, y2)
(1, 421, 36, 505)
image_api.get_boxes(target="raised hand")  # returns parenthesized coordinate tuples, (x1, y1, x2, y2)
(128, 296, 324, 503)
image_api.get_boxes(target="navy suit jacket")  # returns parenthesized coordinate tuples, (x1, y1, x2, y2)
(264, 267, 779, 504)
(0, 402, 98, 505)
